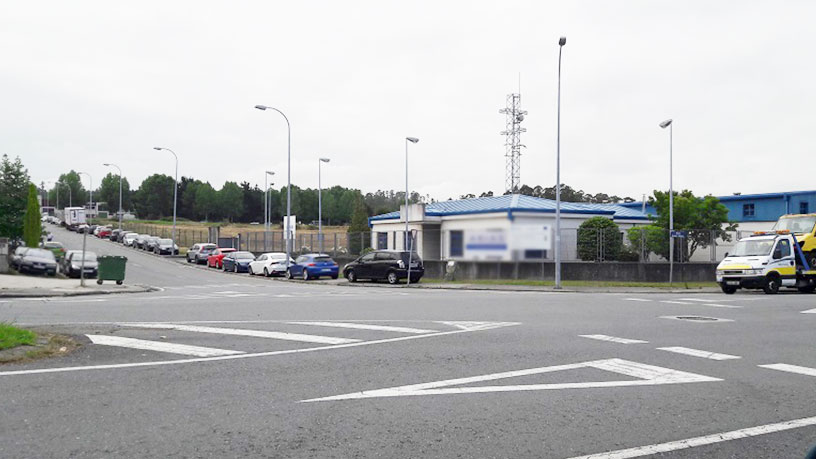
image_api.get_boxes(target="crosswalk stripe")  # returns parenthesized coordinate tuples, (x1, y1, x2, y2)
(802, 308, 816, 314)
(120, 323, 360, 345)
(758, 363, 816, 377)
(701, 303, 742, 309)
(579, 334, 648, 344)
(624, 298, 652, 302)
(657, 347, 741, 360)
(287, 321, 435, 334)
(87, 335, 244, 357)
(660, 300, 693, 305)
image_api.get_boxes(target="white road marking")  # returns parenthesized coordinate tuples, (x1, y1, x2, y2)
(579, 334, 648, 344)
(657, 346, 741, 360)
(802, 308, 816, 314)
(623, 298, 652, 302)
(566, 415, 816, 459)
(700, 303, 742, 309)
(660, 300, 694, 305)
(287, 321, 435, 334)
(660, 315, 734, 323)
(120, 323, 360, 345)
(87, 335, 243, 357)
(759, 363, 816, 377)
(300, 358, 720, 402)
(0, 323, 519, 377)
(437, 321, 521, 331)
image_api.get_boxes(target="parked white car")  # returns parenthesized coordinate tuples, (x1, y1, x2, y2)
(248, 252, 294, 277)
(122, 232, 139, 247)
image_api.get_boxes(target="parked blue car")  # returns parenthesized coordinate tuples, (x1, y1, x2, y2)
(222, 251, 255, 273)
(286, 254, 339, 280)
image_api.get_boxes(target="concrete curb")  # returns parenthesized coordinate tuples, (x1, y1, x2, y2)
(0, 284, 158, 298)
(334, 282, 722, 294)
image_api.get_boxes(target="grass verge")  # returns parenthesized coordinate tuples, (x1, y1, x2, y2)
(418, 279, 718, 289)
(0, 323, 37, 350)
(0, 324, 79, 364)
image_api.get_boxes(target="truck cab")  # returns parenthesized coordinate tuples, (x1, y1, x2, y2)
(773, 214, 816, 266)
(716, 230, 816, 294)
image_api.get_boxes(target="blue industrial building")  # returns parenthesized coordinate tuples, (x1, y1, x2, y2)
(620, 190, 816, 224)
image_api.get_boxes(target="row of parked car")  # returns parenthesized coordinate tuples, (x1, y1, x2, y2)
(184, 243, 424, 283)
(11, 244, 98, 278)
(91, 227, 180, 255)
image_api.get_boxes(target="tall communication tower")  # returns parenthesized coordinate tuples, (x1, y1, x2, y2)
(500, 93, 527, 194)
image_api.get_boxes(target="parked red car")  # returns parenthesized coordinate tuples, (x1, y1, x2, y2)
(207, 248, 236, 269)
(97, 227, 112, 238)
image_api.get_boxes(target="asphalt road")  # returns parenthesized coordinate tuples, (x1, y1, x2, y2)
(1, 225, 815, 458)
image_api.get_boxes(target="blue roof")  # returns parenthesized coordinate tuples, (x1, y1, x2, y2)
(369, 194, 650, 224)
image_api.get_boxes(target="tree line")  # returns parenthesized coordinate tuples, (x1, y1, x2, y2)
(459, 184, 636, 204)
(44, 171, 426, 225)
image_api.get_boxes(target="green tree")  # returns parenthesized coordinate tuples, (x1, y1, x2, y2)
(23, 183, 42, 247)
(132, 174, 175, 219)
(97, 172, 131, 214)
(627, 225, 668, 261)
(577, 217, 622, 261)
(347, 193, 370, 254)
(217, 181, 244, 222)
(180, 179, 201, 220)
(49, 171, 88, 208)
(648, 190, 737, 260)
(0, 155, 30, 239)
(194, 182, 218, 221)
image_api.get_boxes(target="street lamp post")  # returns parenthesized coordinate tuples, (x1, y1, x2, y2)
(405, 137, 419, 286)
(318, 158, 330, 253)
(153, 147, 179, 253)
(555, 36, 566, 289)
(255, 105, 292, 269)
(77, 173, 91, 287)
(103, 163, 123, 230)
(660, 119, 674, 287)
(78, 172, 93, 225)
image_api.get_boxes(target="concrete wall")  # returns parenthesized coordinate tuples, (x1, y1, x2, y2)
(423, 260, 717, 283)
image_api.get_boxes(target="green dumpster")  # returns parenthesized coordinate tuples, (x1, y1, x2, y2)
(97, 255, 127, 285)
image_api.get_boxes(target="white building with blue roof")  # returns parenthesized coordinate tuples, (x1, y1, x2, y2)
(368, 194, 650, 261)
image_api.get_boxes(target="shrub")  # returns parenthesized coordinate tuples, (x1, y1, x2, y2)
(577, 217, 622, 261)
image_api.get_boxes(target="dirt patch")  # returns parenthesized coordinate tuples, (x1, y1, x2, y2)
(0, 332, 82, 364)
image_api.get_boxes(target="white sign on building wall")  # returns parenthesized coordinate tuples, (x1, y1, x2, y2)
(465, 229, 508, 260)
(510, 224, 552, 252)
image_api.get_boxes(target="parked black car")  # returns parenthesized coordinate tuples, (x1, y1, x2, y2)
(17, 248, 58, 276)
(222, 251, 255, 273)
(343, 250, 423, 284)
(110, 229, 123, 242)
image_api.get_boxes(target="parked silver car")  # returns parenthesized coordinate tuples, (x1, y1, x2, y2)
(122, 232, 139, 247)
(187, 243, 216, 263)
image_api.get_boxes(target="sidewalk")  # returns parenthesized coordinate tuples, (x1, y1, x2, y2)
(0, 274, 154, 298)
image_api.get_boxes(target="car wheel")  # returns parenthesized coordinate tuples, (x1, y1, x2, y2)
(263, 268, 270, 277)
(248, 266, 254, 275)
(233, 264, 238, 273)
(285, 270, 293, 280)
(346, 270, 357, 282)
(331, 274, 338, 280)
(96, 279, 103, 285)
(763, 274, 780, 294)
(387, 270, 399, 285)
(808, 251, 816, 269)
(720, 284, 737, 294)
(302, 269, 310, 281)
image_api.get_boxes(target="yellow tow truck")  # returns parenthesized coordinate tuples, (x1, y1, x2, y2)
(716, 230, 816, 294)
(773, 213, 816, 267)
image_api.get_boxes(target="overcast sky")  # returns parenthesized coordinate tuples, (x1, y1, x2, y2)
(3, 1, 815, 202)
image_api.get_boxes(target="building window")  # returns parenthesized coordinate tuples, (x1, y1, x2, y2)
(377, 232, 388, 249)
(450, 230, 463, 257)
(743, 203, 755, 218)
(800, 202, 809, 214)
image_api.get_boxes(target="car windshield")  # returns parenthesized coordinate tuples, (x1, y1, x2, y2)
(45, 242, 63, 248)
(27, 249, 55, 260)
(235, 252, 255, 259)
(314, 256, 335, 263)
(730, 239, 775, 257)
(74, 252, 98, 261)
(159, 239, 173, 244)
(774, 216, 816, 234)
